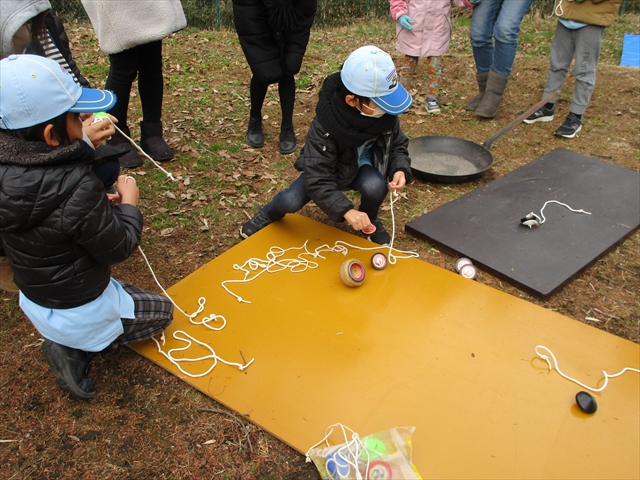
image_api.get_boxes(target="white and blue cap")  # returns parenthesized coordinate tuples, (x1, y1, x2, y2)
(340, 45, 412, 115)
(0, 54, 116, 130)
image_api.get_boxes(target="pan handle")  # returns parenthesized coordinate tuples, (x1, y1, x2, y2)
(482, 90, 560, 150)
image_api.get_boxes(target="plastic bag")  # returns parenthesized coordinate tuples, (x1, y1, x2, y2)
(306, 424, 422, 480)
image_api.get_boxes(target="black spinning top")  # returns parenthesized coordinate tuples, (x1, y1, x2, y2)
(575, 391, 597, 414)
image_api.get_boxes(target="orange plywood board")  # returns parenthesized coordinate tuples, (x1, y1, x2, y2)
(130, 214, 640, 479)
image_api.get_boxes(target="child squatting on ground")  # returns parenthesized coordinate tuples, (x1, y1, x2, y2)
(240, 45, 413, 245)
(0, 55, 174, 400)
(389, 0, 476, 114)
(523, 0, 622, 138)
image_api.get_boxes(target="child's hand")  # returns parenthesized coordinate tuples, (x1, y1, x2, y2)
(344, 209, 372, 232)
(116, 175, 139, 207)
(106, 192, 122, 205)
(82, 114, 117, 147)
(398, 15, 414, 32)
(389, 171, 406, 191)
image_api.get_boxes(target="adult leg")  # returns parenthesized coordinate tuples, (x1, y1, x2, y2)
(279, 73, 297, 154)
(105, 46, 143, 167)
(108, 280, 174, 348)
(246, 76, 270, 148)
(476, 0, 534, 118)
(467, 0, 501, 110)
(137, 40, 173, 161)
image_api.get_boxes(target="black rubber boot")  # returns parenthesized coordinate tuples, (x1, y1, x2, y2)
(107, 126, 143, 168)
(246, 116, 264, 148)
(41, 340, 96, 400)
(279, 124, 296, 154)
(464, 71, 489, 111)
(140, 121, 174, 161)
(475, 70, 510, 119)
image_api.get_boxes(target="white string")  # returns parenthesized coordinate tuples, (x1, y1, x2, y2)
(223, 191, 419, 303)
(534, 345, 640, 393)
(99, 116, 177, 181)
(537, 200, 591, 224)
(305, 423, 371, 480)
(137, 245, 254, 376)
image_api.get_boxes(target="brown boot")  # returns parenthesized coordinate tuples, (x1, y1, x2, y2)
(464, 71, 489, 111)
(0, 256, 19, 294)
(475, 70, 510, 119)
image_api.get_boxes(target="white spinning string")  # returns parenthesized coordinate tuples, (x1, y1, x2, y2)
(305, 423, 373, 480)
(536, 200, 591, 224)
(98, 115, 177, 181)
(534, 345, 639, 393)
(137, 245, 254, 377)
(222, 191, 419, 303)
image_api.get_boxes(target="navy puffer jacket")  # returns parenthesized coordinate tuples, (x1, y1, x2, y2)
(233, 0, 317, 84)
(0, 133, 142, 309)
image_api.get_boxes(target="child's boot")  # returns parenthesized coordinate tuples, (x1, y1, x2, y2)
(279, 124, 296, 154)
(465, 71, 489, 111)
(140, 121, 174, 162)
(41, 340, 96, 400)
(0, 256, 19, 294)
(475, 70, 510, 119)
(107, 125, 143, 168)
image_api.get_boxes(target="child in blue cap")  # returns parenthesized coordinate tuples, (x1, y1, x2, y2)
(0, 55, 173, 400)
(241, 45, 413, 244)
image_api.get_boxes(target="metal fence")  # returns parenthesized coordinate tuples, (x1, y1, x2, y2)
(51, 0, 637, 30)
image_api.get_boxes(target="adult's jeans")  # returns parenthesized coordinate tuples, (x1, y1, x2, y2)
(263, 165, 388, 222)
(470, 0, 534, 76)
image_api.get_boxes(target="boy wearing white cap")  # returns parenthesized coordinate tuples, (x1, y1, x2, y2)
(241, 45, 413, 244)
(0, 55, 173, 400)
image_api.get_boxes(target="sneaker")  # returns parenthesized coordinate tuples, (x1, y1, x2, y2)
(554, 113, 583, 138)
(524, 104, 555, 124)
(41, 340, 96, 400)
(279, 125, 297, 154)
(425, 98, 441, 114)
(246, 116, 264, 148)
(366, 219, 391, 245)
(240, 209, 272, 239)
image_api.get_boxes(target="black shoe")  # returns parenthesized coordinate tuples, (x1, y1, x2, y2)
(554, 113, 582, 138)
(246, 116, 264, 148)
(107, 133, 143, 168)
(524, 104, 555, 124)
(41, 340, 96, 399)
(240, 209, 272, 239)
(367, 219, 391, 245)
(279, 125, 297, 154)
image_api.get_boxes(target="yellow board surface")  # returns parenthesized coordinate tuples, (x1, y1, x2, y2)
(131, 214, 640, 479)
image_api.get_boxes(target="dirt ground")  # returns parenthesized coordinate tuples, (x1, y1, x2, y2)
(1, 15, 638, 479)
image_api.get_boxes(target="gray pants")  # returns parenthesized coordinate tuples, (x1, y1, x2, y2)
(544, 22, 605, 115)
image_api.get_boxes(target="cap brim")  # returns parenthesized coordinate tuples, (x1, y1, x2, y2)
(371, 83, 412, 115)
(69, 88, 116, 113)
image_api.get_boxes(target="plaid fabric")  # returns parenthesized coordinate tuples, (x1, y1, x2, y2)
(109, 280, 174, 349)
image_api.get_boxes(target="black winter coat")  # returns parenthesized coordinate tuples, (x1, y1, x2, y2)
(293, 117, 411, 222)
(233, 0, 317, 84)
(0, 133, 142, 309)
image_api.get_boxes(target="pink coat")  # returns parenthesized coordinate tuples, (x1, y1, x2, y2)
(389, 0, 473, 58)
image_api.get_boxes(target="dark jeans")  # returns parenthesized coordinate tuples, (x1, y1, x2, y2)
(263, 165, 388, 222)
(105, 40, 164, 129)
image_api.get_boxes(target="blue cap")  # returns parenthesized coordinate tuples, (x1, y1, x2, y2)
(0, 54, 116, 130)
(340, 45, 412, 115)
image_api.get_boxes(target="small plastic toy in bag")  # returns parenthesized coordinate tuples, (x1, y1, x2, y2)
(305, 424, 422, 480)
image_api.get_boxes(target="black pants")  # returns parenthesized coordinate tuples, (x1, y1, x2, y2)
(106, 40, 164, 130)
